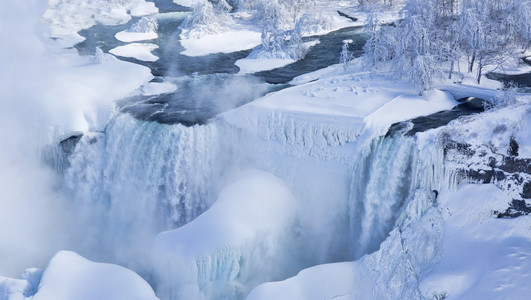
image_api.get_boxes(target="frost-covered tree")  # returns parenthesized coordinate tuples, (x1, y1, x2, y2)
(128, 17, 158, 33)
(179, 0, 234, 38)
(357, 0, 395, 8)
(248, 0, 326, 60)
(364, 0, 443, 94)
(363, 0, 531, 91)
(458, 0, 528, 83)
(362, 11, 397, 70)
(340, 39, 354, 71)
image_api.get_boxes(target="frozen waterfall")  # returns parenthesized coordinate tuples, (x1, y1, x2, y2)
(62, 113, 219, 266)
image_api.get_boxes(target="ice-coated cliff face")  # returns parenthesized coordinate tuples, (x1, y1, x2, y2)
(246, 101, 531, 300)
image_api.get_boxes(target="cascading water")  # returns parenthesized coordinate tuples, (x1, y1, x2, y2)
(349, 132, 416, 258)
(51, 101, 460, 300)
(63, 112, 219, 266)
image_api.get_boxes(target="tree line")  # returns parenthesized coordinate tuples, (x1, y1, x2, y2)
(362, 0, 531, 94)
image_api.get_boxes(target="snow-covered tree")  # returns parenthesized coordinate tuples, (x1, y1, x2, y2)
(179, 0, 234, 38)
(362, 0, 530, 91)
(340, 39, 354, 71)
(128, 17, 158, 33)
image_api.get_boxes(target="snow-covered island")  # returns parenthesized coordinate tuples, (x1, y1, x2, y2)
(1, 0, 530, 300)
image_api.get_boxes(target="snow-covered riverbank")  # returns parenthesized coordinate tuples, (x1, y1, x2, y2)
(1, 1, 530, 300)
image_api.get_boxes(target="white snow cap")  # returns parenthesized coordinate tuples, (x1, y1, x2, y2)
(33, 251, 159, 300)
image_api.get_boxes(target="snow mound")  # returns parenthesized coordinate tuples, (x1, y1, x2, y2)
(235, 41, 319, 74)
(43, 49, 153, 140)
(115, 31, 158, 43)
(32, 251, 158, 300)
(109, 43, 159, 62)
(140, 82, 178, 96)
(235, 58, 295, 74)
(115, 17, 158, 43)
(153, 170, 297, 299)
(173, 0, 202, 7)
(246, 261, 358, 300)
(180, 30, 261, 57)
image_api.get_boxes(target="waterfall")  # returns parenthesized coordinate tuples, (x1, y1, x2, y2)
(348, 124, 446, 259)
(60, 108, 452, 299)
(63, 113, 219, 265)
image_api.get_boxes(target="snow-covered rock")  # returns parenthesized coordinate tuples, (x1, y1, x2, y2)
(110, 43, 159, 62)
(1, 251, 158, 300)
(32, 251, 158, 300)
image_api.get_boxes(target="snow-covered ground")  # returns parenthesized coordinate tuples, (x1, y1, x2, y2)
(180, 28, 261, 56)
(139, 81, 178, 96)
(222, 64, 457, 144)
(1, 251, 159, 300)
(247, 182, 531, 300)
(110, 43, 159, 62)
(44, 49, 153, 138)
(43, 0, 158, 47)
(235, 40, 320, 74)
(115, 30, 158, 42)
(178, 1, 359, 57)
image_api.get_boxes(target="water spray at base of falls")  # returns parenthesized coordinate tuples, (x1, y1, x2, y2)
(62, 113, 219, 269)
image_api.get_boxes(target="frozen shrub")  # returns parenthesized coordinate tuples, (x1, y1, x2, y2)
(180, 0, 234, 38)
(128, 17, 158, 33)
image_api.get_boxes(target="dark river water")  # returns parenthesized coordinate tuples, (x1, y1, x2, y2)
(74, 0, 529, 128)
(74, 0, 367, 125)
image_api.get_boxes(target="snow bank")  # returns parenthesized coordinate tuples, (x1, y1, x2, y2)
(115, 17, 158, 43)
(46, 50, 153, 138)
(180, 29, 261, 56)
(235, 41, 320, 74)
(0, 269, 42, 300)
(246, 261, 358, 300)
(152, 170, 297, 299)
(235, 58, 295, 74)
(43, 0, 158, 47)
(420, 184, 531, 299)
(32, 251, 158, 300)
(115, 31, 158, 43)
(221, 67, 457, 153)
(173, 0, 202, 8)
(363, 89, 457, 133)
(140, 81, 178, 96)
(178, 1, 358, 57)
(109, 43, 159, 62)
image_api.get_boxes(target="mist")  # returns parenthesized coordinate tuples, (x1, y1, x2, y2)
(0, 0, 76, 277)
